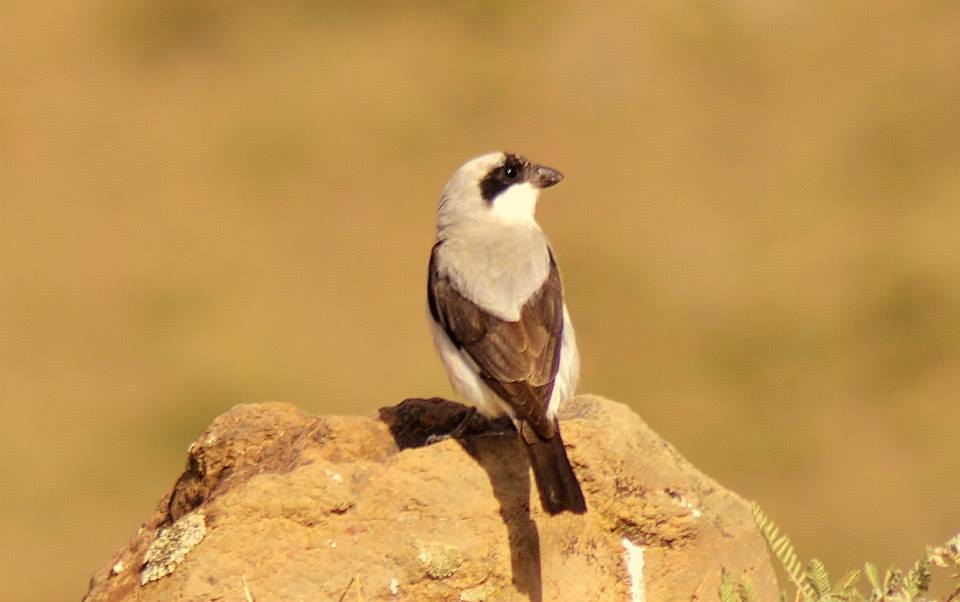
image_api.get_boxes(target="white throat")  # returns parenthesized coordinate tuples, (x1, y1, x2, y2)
(491, 182, 540, 225)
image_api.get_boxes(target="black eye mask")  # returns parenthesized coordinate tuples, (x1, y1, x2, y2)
(479, 154, 528, 203)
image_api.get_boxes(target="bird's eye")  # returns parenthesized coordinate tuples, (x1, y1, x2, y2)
(504, 165, 518, 179)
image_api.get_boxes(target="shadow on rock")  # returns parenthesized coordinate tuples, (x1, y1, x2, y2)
(379, 398, 543, 602)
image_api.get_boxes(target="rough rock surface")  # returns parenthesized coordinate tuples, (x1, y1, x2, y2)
(84, 395, 778, 601)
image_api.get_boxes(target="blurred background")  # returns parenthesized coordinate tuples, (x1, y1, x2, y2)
(2, 1, 959, 600)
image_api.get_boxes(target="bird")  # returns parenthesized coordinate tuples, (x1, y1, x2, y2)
(426, 151, 586, 515)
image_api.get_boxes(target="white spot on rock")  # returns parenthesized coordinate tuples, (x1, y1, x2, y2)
(622, 537, 645, 602)
(389, 577, 399, 595)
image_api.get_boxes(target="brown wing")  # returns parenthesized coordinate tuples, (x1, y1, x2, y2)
(428, 241, 563, 439)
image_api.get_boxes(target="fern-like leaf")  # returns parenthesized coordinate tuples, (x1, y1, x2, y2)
(717, 569, 761, 602)
(805, 558, 831, 598)
(905, 556, 931, 595)
(751, 503, 817, 601)
(863, 562, 880, 592)
(739, 575, 758, 602)
(884, 567, 903, 594)
(718, 568, 742, 602)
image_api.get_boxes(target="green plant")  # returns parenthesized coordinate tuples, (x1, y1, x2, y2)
(719, 503, 960, 602)
(719, 567, 761, 602)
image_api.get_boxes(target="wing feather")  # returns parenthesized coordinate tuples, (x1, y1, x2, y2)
(428, 241, 563, 439)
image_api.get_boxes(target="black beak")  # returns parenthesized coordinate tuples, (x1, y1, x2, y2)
(531, 164, 564, 188)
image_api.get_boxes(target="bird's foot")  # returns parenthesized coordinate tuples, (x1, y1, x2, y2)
(422, 408, 515, 445)
(447, 407, 478, 439)
(472, 414, 516, 437)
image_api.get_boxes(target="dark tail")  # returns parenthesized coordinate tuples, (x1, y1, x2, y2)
(522, 420, 587, 515)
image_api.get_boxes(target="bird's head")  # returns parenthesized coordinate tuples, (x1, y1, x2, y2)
(437, 151, 564, 231)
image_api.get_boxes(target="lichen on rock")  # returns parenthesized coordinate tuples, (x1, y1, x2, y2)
(139, 510, 206, 585)
(416, 540, 464, 579)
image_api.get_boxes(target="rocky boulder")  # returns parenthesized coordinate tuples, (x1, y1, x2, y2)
(84, 395, 778, 601)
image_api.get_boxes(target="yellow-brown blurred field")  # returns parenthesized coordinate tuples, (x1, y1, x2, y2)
(2, 1, 959, 600)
